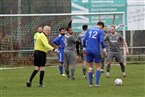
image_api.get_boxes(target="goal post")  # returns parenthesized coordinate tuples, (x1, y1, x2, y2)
(0, 12, 126, 65)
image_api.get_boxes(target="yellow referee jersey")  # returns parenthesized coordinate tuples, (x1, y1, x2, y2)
(35, 32, 54, 53)
(34, 32, 41, 40)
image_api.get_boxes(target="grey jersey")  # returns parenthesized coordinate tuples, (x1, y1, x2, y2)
(77, 31, 86, 50)
(105, 32, 124, 52)
(104, 32, 109, 51)
(64, 33, 76, 52)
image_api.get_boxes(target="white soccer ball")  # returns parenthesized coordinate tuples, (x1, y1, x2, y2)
(114, 78, 123, 86)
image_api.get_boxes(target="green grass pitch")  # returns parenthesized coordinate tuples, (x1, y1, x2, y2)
(0, 64, 144, 97)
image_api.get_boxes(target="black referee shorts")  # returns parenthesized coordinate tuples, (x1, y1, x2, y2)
(34, 50, 46, 67)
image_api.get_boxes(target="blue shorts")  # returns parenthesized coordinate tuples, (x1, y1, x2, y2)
(58, 49, 64, 63)
(86, 51, 102, 63)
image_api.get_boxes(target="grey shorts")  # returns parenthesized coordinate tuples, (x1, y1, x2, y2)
(64, 50, 76, 65)
(107, 52, 123, 62)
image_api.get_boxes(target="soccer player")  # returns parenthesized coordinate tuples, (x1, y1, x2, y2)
(83, 21, 107, 87)
(76, 24, 88, 78)
(105, 25, 129, 78)
(34, 25, 43, 45)
(64, 27, 77, 80)
(53, 28, 66, 76)
(26, 26, 58, 87)
(100, 25, 109, 73)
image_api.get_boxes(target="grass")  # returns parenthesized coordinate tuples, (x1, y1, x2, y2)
(0, 64, 145, 97)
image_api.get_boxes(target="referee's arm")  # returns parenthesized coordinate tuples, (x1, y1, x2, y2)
(40, 37, 54, 51)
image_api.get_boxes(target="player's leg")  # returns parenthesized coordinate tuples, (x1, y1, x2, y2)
(38, 66, 45, 87)
(95, 62, 101, 86)
(88, 63, 93, 87)
(100, 48, 105, 73)
(101, 58, 105, 73)
(65, 64, 70, 78)
(82, 60, 87, 78)
(64, 52, 70, 78)
(115, 52, 126, 77)
(94, 54, 102, 86)
(70, 51, 76, 80)
(86, 52, 93, 87)
(29, 67, 39, 82)
(58, 62, 64, 74)
(81, 52, 87, 78)
(26, 51, 40, 87)
(58, 50, 65, 76)
(106, 52, 114, 78)
(58, 52, 63, 75)
(38, 51, 46, 87)
(106, 61, 111, 78)
(26, 66, 39, 87)
(119, 61, 126, 77)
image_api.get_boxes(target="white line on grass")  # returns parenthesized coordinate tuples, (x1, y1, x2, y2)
(0, 67, 26, 70)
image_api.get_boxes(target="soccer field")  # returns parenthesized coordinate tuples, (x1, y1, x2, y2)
(0, 64, 144, 97)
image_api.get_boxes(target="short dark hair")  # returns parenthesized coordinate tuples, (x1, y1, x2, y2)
(37, 24, 44, 28)
(97, 21, 104, 28)
(82, 25, 88, 30)
(59, 27, 65, 31)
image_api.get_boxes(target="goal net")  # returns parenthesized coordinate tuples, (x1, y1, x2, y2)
(0, 12, 143, 66)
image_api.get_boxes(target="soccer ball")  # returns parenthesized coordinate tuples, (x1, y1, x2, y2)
(114, 78, 123, 86)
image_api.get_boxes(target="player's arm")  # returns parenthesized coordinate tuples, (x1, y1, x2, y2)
(76, 35, 81, 56)
(53, 36, 60, 46)
(41, 37, 59, 53)
(76, 41, 80, 56)
(33, 33, 37, 44)
(40, 36, 54, 51)
(83, 32, 88, 48)
(116, 24, 124, 30)
(82, 32, 88, 55)
(100, 31, 107, 56)
(100, 31, 105, 49)
(104, 33, 109, 41)
(119, 34, 129, 54)
(122, 40, 129, 54)
(34, 33, 37, 40)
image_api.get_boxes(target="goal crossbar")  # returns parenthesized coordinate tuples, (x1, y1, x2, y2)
(0, 12, 124, 17)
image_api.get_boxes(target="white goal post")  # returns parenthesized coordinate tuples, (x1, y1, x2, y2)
(0, 12, 126, 65)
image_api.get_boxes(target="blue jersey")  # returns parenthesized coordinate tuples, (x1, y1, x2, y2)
(83, 27, 105, 63)
(83, 27, 105, 52)
(53, 34, 65, 62)
(53, 34, 65, 50)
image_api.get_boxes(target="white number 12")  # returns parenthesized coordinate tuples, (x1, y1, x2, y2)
(89, 31, 98, 39)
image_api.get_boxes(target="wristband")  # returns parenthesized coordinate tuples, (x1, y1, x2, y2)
(53, 48, 55, 51)
(103, 48, 106, 52)
(83, 48, 86, 50)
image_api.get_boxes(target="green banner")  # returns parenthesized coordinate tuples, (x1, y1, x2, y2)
(71, 0, 127, 32)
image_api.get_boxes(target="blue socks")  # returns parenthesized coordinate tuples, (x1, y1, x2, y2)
(96, 70, 101, 85)
(88, 72, 93, 85)
(59, 65, 63, 75)
(88, 70, 101, 86)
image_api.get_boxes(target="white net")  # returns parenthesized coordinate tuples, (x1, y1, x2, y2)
(0, 13, 144, 65)
(0, 14, 71, 65)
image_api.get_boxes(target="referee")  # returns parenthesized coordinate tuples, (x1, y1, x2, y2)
(34, 25, 43, 45)
(26, 25, 58, 87)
